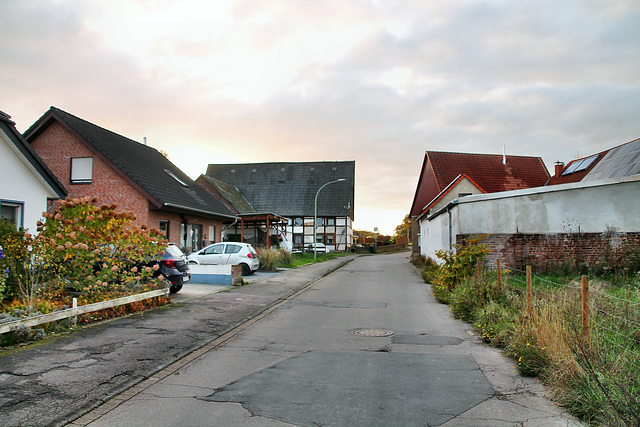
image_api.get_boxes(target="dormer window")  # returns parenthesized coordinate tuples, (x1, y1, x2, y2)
(70, 157, 93, 183)
(165, 169, 188, 187)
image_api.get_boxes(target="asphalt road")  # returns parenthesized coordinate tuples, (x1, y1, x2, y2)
(0, 257, 352, 427)
(74, 253, 582, 426)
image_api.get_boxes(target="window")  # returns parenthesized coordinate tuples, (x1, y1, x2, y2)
(165, 169, 188, 186)
(208, 225, 215, 244)
(315, 218, 324, 227)
(326, 234, 335, 245)
(326, 218, 336, 226)
(204, 244, 224, 255)
(225, 244, 242, 254)
(70, 157, 93, 183)
(159, 220, 170, 239)
(293, 218, 303, 226)
(574, 154, 599, 173)
(0, 201, 22, 227)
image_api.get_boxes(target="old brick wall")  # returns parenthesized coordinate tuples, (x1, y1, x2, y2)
(30, 121, 150, 225)
(457, 232, 640, 271)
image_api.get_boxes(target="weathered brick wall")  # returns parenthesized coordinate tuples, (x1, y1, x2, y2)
(457, 232, 640, 271)
(30, 122, 150, 225)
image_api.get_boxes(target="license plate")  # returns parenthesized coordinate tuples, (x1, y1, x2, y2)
(183, 276, 190, 282)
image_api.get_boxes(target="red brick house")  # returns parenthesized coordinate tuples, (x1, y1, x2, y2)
(24, 107, 238, 253)
(409, 151, 550, 255)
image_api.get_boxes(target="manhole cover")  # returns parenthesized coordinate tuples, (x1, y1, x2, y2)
(350, 328, 394, 337)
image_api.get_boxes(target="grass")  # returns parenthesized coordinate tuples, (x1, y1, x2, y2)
(283, 251, 350, 268)
(417, 258, 640, 426)
(256, 247, 350, 271)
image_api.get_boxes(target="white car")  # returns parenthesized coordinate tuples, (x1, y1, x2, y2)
(306, 243, 327, 253)
(187, 242, 260, 275)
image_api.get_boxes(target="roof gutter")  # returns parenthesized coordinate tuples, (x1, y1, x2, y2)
(162, 203, 239, 220)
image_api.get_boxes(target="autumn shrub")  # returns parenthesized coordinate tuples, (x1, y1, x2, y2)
(434, 235, 489, 292)
(38, 197, 167, 296)
(420, 257, 439, 284)
(0, 218, 30, 301)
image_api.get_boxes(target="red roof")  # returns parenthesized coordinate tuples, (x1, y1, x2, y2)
(410, 151, 549, 216)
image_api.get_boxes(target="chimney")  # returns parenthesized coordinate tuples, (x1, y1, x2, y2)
(143, 137, 147, 145)
(554, 161, 564, 177)
(502, 146, 507, 165)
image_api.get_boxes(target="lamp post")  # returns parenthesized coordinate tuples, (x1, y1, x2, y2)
(314, 178, 345, 259)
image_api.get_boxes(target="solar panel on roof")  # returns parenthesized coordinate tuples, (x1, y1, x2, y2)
(574, 154, 599, 172)
(561, 160, 583, 175)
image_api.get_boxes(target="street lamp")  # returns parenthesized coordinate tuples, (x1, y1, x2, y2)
(314, 178, 346, 259)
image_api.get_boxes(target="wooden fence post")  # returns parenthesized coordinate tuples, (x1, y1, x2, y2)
(526, 266, 532, 318)
(582, 275, 589, 337)
(496, 259, 502, 292)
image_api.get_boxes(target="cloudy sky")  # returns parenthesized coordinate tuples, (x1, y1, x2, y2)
(2, 0, 640, 234)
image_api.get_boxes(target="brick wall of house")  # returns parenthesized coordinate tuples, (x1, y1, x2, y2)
(147, 210, 182, 243)
(30, 121, 150, 225)
(147, 210, 223, 249)
(457, 232, 640, 272)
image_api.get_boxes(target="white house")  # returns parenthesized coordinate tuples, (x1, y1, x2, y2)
(0, 110, 66, 232)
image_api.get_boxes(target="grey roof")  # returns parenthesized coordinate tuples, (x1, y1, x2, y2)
(206, 161, 355, 218)
(0, 109, 67, 199)
(199, 175, 256, 214)
(583, 137, 640, 181)
(24, 107, 237, 219)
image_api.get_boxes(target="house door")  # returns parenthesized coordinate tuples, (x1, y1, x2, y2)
(180, 223, 202, 253)
(190, 224, 202, 252)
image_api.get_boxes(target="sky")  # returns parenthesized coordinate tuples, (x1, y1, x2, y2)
(2, 0, 640, 235)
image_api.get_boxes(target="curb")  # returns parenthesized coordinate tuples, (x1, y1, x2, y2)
(64, 256, 356, 426)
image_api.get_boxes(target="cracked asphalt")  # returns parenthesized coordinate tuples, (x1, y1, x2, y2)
(1, 253, 584, 426)
(74, 252, 583, 427)
(0, 256, 355, 427)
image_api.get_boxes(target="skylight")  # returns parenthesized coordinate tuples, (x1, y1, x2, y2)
(165, 169, 188, 186)
(574, 154, 599, 172)
(561, 160, 582, 176)
(561, 154, 599, 176)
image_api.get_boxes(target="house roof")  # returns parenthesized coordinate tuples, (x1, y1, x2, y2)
(582, 137, 640, 181)
(420, 174, 485, 215)
(197, 175, 256, 214)
(0, 109, 67, 199)
(205, 161, 355, 218)
(24, 107, 237, 219)
(410, 151, 549, 217)
(546, 137, 640, 185)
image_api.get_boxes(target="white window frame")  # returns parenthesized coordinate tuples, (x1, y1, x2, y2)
(70, 157, 93, 184)
(0, 200, 23, 227)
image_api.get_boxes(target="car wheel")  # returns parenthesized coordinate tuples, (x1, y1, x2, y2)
(170, 284, 183, 293)
(188, 260, 197, 265)
(240, 263, 251, 276)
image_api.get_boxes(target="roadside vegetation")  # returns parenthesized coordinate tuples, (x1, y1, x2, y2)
(257, 247, 349, 271)
(413, 236, 640, 426)
(0, 197, 170, 346)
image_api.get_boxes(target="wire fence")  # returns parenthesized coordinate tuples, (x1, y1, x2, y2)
(505, 265, 640, 374)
